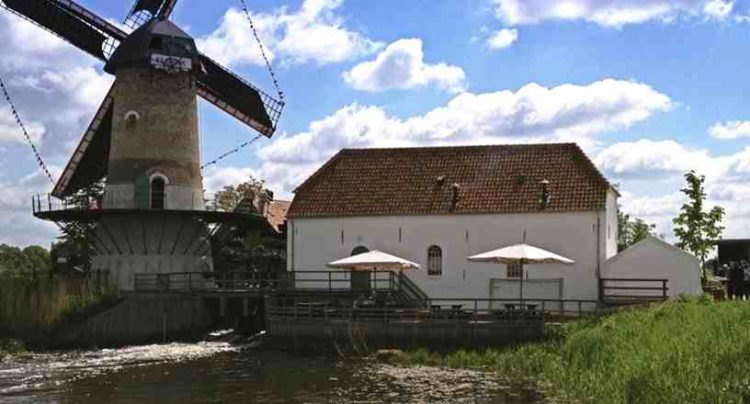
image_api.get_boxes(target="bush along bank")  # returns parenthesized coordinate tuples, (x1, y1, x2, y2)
(387, 296, 750, 403)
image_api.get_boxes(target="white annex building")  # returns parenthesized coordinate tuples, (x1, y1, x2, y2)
(604, 236, 703, 298)
(286, 143, 621, 302)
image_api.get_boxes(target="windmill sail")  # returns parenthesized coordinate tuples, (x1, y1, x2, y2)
(1, 0, 127, 61)
(52, 87, 115, 198)
(197, 55, 281, 137)
(125, 0, 179, 30)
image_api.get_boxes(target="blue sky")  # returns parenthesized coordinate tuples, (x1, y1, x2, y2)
(1, 0, 749, 247)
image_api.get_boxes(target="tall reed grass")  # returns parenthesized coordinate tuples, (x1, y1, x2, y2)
(0, 274, 117, 346)
(394, 296, 750, 403)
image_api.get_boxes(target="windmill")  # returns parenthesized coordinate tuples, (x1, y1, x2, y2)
(2, 0, 284, 290)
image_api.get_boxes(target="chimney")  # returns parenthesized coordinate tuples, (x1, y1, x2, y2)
(450, 183, 461, 211)
(539, 179, 551, 210)
(252, 189, 273, 217)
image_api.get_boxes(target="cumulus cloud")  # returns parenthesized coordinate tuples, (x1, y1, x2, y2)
(594, 139, 715, 178)
(197, 0, 382, 67)
(0, 107, 45, 145)
(258, 78, 671, 193)
(0, 12, 112, 160)
(486, 28, 519, 50)
(491, 0, 735, 27)
(597, 140, 750, 239)
(0, 11, 112, 246)
(203, 166, 262, 194)
(342, 39, 466, 92)
(709, 120, 750, 139)
(0, 169, 61, 247)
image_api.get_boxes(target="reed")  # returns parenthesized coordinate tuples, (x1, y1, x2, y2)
(393, 296, 750, 403)
(0, 274, 118, 345)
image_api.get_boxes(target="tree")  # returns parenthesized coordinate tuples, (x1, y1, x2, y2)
(214, 177, 265, 212)
(617, 209, 656, 251)
(53, 181, 105, 274)
(673, 170, 725, 268)
(0, 244, 51, 278)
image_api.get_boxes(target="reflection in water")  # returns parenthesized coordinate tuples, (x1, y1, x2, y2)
(0, 342, 542, 403)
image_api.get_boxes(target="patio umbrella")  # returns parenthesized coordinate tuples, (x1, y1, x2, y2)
(327, 250, 420, 271)
(467, 243, 575, 301)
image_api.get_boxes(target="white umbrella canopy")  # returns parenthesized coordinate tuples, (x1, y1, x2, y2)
(468, 243, 575, 265)
(327, 250, 420, 271)
(468, 243, 575, 302)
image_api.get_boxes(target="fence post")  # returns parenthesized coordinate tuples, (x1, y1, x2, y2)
(328, 271, 332, 291)
(662, 280, 667, 300)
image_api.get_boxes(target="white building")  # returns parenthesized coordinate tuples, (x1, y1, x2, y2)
(604, 236, 703, 298)
(286, 143, 621, 302)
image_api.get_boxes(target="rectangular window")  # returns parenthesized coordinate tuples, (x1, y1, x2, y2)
(507, 263, 522, 278)
(427, 246, 442, 276)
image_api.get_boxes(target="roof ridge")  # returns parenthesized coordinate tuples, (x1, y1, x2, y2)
(341, 142, 578, 153)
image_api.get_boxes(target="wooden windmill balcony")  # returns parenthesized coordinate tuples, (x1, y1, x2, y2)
(31, 193, 265, 225)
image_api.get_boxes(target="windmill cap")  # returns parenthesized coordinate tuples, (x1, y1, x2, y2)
(105, 18, 196, 74)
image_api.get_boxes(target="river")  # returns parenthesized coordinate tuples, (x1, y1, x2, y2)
(0, 338, 542, 403)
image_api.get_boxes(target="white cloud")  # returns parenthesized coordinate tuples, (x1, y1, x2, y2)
(197, 0, 382, 67)
(595, 139, 715, 178)
(709, 120, 750, 139)
(203, 166, 262, 194)
(0, 11, 112, 247)
(486, 28, 519, 50)
(342, 38, 466, 92)
(258, 78, 671, 194)
(491, 0, 735, 27)
(0, 169, 60, 247)
(0, 107, 45, 145)
(597, 141, 750, 239)
(0, 12, 112, 159)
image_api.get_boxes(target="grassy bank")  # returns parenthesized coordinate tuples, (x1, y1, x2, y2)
(0, 275, 118, 348)
(389, 297, 750, 403)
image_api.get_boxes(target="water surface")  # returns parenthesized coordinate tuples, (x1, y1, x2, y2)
(0, 341, 542, 403)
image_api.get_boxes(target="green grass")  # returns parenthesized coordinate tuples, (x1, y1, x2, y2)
(390, 296, 750, 403)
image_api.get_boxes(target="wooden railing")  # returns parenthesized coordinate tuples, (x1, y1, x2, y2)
(268, 297, 601, 323)
(133, 270, 403, 294)
(599, 278, 668, 303)
(269, 297, 598, 321)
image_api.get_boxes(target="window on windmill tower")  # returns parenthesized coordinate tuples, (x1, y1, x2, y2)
(150, 177, 166, 210)
(124, 111, 140, 130)
(427, 245, 442, 276)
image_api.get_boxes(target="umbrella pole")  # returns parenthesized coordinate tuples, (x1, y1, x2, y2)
(519, 260, 524, 306)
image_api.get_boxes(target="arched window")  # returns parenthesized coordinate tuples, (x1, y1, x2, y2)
(150, 177, 166, 210)
(427, 245, 442, 276)
(351, 246, 369, 256)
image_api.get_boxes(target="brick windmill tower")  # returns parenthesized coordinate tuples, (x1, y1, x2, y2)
(3, 0, 283, 290)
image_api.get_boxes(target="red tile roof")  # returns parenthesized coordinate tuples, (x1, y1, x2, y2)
(289, 143, 612, 218)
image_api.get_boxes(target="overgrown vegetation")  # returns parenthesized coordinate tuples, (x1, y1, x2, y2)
(0, 274, 118, 348)
(0, 241, 117, 352)
(390, 297, 750, 403)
